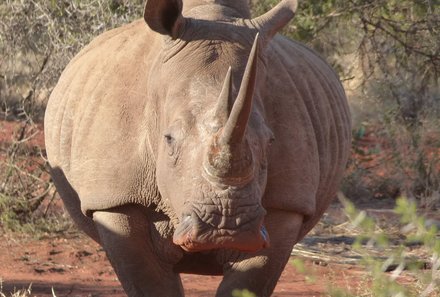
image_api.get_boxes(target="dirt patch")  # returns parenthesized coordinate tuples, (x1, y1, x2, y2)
(0, 232, 365, 297)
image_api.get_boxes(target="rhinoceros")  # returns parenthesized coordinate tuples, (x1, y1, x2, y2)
(44, 0, 351, 296)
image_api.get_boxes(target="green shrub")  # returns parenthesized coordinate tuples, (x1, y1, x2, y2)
(232, 289, 257, 297)
(335, 195, 440, 296)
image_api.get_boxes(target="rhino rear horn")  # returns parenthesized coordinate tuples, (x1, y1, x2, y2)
(144, 0, 185, 37)
(219, 34, 259, 146)
(252, 0, 298, 45)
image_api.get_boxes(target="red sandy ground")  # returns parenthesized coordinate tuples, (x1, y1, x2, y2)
(0, 233, 364, 297)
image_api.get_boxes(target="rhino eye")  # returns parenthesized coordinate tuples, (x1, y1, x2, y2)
(164, 133, 178, 158)
(164, 134, 174, 145)
(269, 136, 276, 146)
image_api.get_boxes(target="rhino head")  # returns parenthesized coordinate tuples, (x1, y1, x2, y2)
(144, 0, 298, 252)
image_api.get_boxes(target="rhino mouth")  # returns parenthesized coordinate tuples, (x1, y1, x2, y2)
(172, 205, 269, 252)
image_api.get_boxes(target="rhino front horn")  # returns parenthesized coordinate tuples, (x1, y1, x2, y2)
(214, 66, 233, 127)
(219, 33, 259, 147)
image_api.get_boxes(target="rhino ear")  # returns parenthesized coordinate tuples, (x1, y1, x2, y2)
(144, 0, 185, 37)
(252, 0, 298, 46)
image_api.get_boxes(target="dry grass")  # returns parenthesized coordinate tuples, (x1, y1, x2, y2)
(0, 0, 144, 121)
(0, 0, 143, 235)
(0, 281, 32, 297)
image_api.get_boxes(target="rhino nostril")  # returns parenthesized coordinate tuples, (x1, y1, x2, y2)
(260, 225, 268, 241)
(175, 215, 192, 235)
(260, 225, 270, 248)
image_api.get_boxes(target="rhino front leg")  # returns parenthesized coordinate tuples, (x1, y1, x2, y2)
(216, 209, 304, 297)
(93, 204, 184, 297)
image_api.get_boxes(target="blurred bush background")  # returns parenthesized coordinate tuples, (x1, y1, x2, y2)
(0, 0, 439, 232)
(254, 0, 440, 209)
(0, 0, 146, 232)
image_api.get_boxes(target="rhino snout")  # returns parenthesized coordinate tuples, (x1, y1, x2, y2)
(172, 206, 269, 252)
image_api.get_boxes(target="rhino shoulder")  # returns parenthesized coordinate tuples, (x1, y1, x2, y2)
(262, 35, 351, 222)
(45, 19, 161, 216)
(68, 19, 152, 68)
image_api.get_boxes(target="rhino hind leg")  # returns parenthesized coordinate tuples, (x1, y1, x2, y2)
(216, 209, 304, 297)
(93, 204, 184, 297)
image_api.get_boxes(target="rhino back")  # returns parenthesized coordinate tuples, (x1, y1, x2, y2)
(45, 20, 163, 216)
(263, 35, 351, 236)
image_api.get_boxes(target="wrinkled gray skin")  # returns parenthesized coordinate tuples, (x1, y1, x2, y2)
(44, 0, 351, 296)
